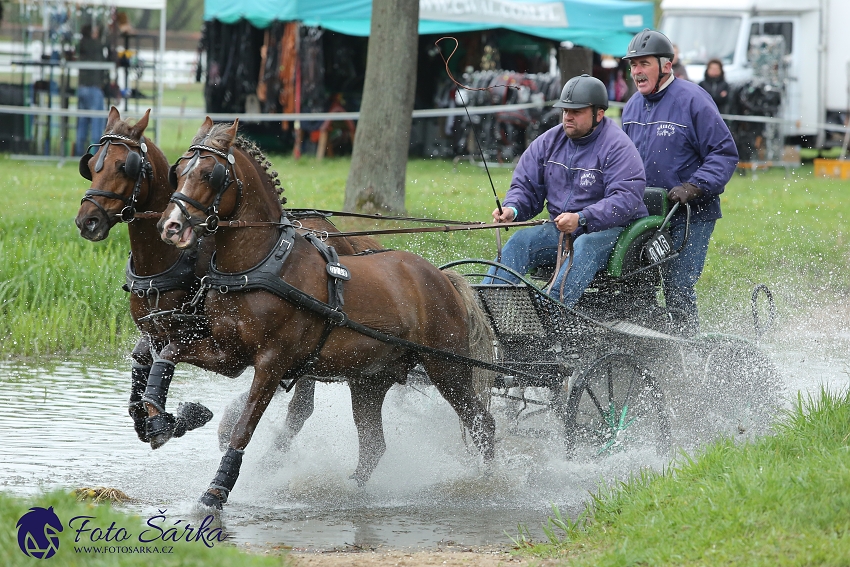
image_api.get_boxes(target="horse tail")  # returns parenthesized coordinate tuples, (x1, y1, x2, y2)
(443, 269, 496, 406)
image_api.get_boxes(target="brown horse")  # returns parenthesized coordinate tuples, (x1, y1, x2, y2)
(157, 118, 495, 508)
(74, 107, 379, 451)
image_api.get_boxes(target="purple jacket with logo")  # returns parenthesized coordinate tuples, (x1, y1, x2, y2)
(503, 116, 647, 235)
(622, 78, 738, 224)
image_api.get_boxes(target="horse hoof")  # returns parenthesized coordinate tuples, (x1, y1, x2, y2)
(173, 402, 213, 438)
(128, 402, 150, 443)
(146, 412, 177, 450)
(348, 472, 367, 488)
(199, 490, 225, 510)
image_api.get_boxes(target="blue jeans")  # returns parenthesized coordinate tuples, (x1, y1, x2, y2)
(484, 222, 624, 306)
(662, 220, 716, 326)
(75, 85, 106, 156)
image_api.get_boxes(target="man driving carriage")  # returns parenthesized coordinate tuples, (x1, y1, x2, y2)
(484, 74, 647, 307)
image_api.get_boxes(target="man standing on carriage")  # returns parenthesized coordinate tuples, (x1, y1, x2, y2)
(621, 29, 738, 336)
(485, 74, 648, 307)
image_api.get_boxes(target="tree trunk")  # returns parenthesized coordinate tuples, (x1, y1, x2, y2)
(343, 0, 418, 214)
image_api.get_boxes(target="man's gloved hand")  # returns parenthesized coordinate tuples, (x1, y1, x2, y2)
(668, 182, 703, 204)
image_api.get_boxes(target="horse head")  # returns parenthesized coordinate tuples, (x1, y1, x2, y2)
(75, 107, 162, 241)
(159, 117, 242, 250)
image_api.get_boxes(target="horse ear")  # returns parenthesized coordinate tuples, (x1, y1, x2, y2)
(197, 116, 215, 137)
(223, 119, 239, 146)
(130, 108, 151, 139)
(105, 106, 121, 131)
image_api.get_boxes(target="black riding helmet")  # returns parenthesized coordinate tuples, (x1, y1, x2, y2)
(553, 74, 609, 110)
(553, 74, 608, 130)
(622, 28, 675, 60)
(622, 29, 675, 95)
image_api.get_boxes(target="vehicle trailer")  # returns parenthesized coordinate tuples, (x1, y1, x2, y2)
(659, 0, 850, 148)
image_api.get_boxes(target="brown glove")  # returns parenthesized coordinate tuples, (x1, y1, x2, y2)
(668, 182, 703, 204)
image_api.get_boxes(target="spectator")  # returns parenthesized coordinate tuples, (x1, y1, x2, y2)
(75, 24, 107, 156)
(699, 58, 730, 113)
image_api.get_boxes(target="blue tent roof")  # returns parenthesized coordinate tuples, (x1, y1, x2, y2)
(204, 0, 654, 56)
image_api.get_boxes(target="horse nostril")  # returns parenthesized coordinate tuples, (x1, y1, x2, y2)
(164, 221, 182, 237)
(84, 217, 99, 232)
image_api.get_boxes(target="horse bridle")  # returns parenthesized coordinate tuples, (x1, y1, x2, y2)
(79, 133, 152, 223)
(168, 144, 242, 234)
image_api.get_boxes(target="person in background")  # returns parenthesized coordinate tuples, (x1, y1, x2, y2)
(485, 74, 647, 307)
(672, 44, 689, 81)
(699, 58, 730, 113)
(75, 24, 107, 156)
(621, 29, 738, 336)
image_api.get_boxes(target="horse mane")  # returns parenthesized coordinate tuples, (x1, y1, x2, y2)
(104, 120, 136, 139)
(192, 123, 287, 206)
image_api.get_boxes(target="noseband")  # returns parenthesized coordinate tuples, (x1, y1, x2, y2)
(79, 133, 152, 223)
(168, 145, 242, 234)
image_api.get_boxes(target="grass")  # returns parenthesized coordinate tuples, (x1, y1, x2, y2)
(0, 490, 289, 566)
(512, 387, 850, 565)
(0, 145, 848, 356)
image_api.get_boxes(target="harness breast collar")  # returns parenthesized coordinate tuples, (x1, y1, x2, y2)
(123, 249, 201, 306)
(81, 133, 152, 223)
(204, 216, 352, 390)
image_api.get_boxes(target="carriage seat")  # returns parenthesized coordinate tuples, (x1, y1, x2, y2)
(605, 187, 670, 278)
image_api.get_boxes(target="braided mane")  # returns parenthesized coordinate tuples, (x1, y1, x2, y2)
(192, 123, 286, 205)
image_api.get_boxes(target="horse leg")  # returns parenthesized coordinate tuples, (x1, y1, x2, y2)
(142, 358, 212, 449)
(274, 378, 316, 452)
(141, 338, 248, 449)
(347, 376, 395, 487)
(201, 365, 280, 509)
(128, 337, 155, 442)
(217, 390, 249, 452)
(427, 361, 496, 461)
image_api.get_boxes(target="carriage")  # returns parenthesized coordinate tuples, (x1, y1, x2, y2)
(76, 111, 783, 508)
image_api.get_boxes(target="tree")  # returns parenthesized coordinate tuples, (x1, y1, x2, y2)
(343, 0, 419, 214)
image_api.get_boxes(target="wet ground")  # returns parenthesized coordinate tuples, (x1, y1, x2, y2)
(0, 324, 847, 553)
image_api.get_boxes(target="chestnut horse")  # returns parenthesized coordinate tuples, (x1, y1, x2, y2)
(74, 107, 379, 451)
(157, 118, 496, 508)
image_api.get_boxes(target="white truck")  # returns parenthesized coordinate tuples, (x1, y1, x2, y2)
(658, 0, 850, 147)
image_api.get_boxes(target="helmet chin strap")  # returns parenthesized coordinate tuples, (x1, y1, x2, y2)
(651, 56, 670, 94)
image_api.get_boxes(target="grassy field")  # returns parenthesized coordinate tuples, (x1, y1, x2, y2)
(513, 387, 850, 565)
(0, 491, 289, 566)
(0, 146, 848, 356)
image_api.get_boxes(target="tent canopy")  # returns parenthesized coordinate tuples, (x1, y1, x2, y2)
(204, 0, 654, 56)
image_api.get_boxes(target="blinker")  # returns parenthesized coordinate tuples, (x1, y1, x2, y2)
(124, 150, 142, 179)
(210, 162, 227, 189)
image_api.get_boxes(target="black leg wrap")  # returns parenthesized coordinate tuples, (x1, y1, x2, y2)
(141, 360, 175, 412)
(200, 448, 244, 509)
(128, 363, 151, 442)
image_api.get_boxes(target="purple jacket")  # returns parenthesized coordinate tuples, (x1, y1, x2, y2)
(503, 117, 647, 235)
(622, 78, 738, 224)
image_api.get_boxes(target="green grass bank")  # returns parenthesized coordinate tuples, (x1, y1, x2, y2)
(514, 387, 850, 566)
(0, 153, 848, 356)
(0, 491, 289, 566)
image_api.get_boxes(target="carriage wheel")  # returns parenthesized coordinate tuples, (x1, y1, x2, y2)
(563, 352, 671, 458)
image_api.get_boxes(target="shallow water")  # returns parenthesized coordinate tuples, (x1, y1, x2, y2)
(0, 332, 847, 551)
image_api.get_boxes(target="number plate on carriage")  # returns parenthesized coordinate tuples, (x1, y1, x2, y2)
(643, 231, 672, 264)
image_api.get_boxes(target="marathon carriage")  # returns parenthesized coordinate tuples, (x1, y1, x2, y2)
(442, 187, 782, 458)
